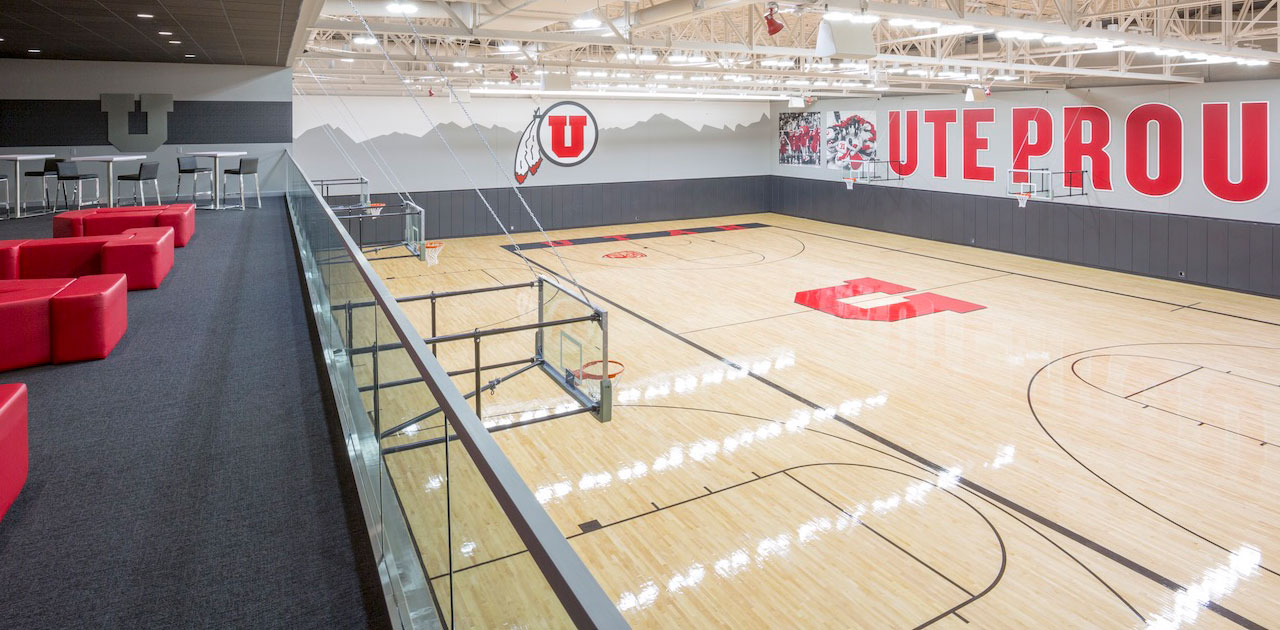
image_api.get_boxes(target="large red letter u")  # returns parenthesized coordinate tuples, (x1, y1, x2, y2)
(549, 115, 588, 158)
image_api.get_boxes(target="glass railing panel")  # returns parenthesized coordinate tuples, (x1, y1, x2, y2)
(283, 152, 626, 630)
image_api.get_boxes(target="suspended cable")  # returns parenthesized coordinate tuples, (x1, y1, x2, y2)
(300, 60, 413, 206)
(341, 0, 548, 283)
(359, 2, 590, 300)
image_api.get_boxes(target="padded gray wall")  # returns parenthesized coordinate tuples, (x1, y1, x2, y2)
(334, 175, 772, 246)
(772, 176, 1280, 298)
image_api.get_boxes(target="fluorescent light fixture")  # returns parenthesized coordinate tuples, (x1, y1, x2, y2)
(615, 71, 632, 78)
(184, 54, 195, 58)
(996, 29, 1043, 40)
(937, 24, 978, 36)
(992, 72, 1019, 81)
(688, 54, 708, 63)
(785, 79, 809, 85)
(27, 49, 40, 53)
(592, 70, 607, 77)
(826, 12, 881, 23)
(137, 13, 153, 18)
(353, 35, 377, 45)
(576, 70, 592, 76)
(573, 12, 602, 28)
(452, 61, 470, 67)
(168, 40, 181, 44)
(387, 3, 419, 14)
(340, 57, 354, 62)
(637, 50, 658, 61)
(889, 17, 940, 29)
(812, 80, 830, 86)
(669, 53, 689, 62)
(158, 31, 173, 36)
(498, 42, 520, 52)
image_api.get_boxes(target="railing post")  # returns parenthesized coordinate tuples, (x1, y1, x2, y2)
(474, 334, 482, 419)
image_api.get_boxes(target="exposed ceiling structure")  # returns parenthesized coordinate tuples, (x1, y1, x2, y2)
(0, 0, 308, 66)
(295, 0, 1280, 99)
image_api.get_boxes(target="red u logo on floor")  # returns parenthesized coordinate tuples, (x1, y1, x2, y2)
(794, 277, 985, 322)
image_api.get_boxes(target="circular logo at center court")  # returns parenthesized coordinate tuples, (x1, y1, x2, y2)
(603, 250, 646, 259)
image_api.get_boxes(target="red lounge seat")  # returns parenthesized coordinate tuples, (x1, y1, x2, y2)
(51, 274, 128, 363)
(0, 275, 128, 372)
(0, 383, 28, 522)
(102, 227, 175, 290)
(0, 227, 174, 290)
(53, 203, 196, 247)
(0, 279, 72, 371)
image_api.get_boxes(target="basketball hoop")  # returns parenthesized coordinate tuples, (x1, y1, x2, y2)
(1015, 192, 1031, 208)
(844, 177, 857, 190)
(421, 240, 444, 266)
(573, 359, 625, 381)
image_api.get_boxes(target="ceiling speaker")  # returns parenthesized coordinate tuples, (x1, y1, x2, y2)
(815, 21, 876, 59)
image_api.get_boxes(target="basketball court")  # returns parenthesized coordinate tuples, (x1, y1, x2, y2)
(353, 211, 1278, 628)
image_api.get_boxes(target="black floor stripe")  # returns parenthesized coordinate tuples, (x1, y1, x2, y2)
(514, 250, 1266, 630)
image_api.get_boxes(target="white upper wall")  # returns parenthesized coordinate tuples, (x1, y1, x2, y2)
(292, 95, 774, 192)
(773, 78, 1280, 224)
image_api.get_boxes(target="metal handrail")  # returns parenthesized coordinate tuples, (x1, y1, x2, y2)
(288, 155, 628, 630)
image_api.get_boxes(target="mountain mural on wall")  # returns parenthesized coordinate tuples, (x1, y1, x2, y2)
(293, 112, 773, 193)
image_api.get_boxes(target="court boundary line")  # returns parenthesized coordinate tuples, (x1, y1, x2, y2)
(516, 252, 1267, 630)
(1070, 354, 1274, 446)
(1029, 342, 1280, 583)
(415, 400, 1146, 623)
(772, 224, 1280, 330)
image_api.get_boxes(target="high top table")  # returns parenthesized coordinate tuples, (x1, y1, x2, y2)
(182, 151, 247, 209)
(0, 154, 56, 218)
(67, 155, 147, 208)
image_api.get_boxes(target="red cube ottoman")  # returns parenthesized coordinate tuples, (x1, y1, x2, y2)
(0, 275, 129, 372)
(0, 382, 28, 522)
(53, 204, 196, 247)
(0, 226, 175, 290)
(51, 273, 128, 363)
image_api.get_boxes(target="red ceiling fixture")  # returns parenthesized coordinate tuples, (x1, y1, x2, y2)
(764, 3, 784, 36)
(509, 69, 520, 82)
(428, 88, 435, 97)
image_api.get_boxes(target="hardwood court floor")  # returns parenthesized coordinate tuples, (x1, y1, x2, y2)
(365, 212, 1279, 630)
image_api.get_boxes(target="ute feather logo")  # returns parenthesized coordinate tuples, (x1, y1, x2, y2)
(514, 100, 598, 184)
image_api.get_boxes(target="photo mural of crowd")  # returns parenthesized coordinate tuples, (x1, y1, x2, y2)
(778, 111, 879, 171)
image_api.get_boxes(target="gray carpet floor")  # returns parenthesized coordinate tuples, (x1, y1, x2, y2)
(0, 201, 386, 629)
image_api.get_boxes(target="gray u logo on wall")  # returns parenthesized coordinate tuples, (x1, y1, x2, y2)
(101, 93, 174, 152)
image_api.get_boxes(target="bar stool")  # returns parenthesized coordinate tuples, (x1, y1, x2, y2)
(116, 161, 161, 206)
(55, 162, 100, 210)
(23, 158, 62, 208)
(222, 157, 260, 209)
(176, 156, 213, 203)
